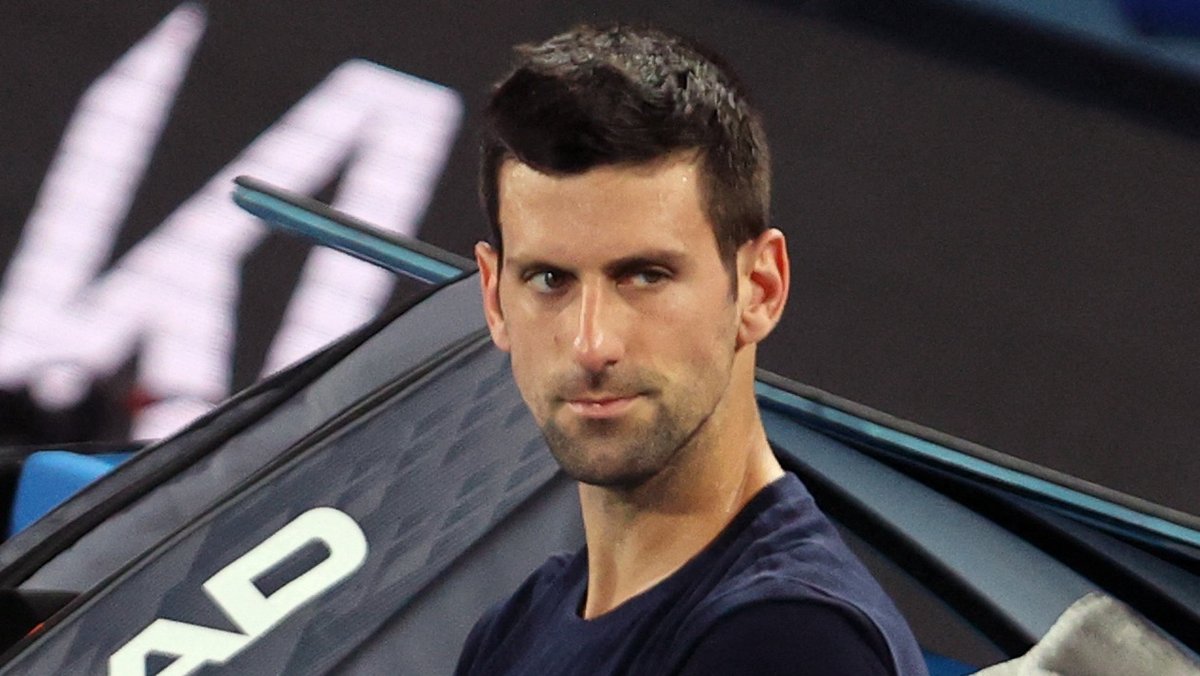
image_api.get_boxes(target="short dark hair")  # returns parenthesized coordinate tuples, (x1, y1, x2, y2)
(481, 23, 771, 266)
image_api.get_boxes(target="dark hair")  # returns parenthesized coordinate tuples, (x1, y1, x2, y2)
(481, 23, 771, 266)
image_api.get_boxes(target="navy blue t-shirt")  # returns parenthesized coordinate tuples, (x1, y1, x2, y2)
(455, 473, 929, 675)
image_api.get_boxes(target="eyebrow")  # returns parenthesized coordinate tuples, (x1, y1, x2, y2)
(505, 249, 688, 278)
(602, 251, 688, 278)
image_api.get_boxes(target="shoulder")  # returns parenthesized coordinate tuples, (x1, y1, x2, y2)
(674, 600, 895, 676)
(675, 474, 926, 674)
(454, 552, 579, 675)
(469, 550, 578, 634)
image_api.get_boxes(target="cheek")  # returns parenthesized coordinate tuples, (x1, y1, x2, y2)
(506, 338, 538, 382)
(667, 286, 738, 338)
(505, 336, 554, 413)
(505, 297, 575, 361)
(649, 300, 737, 370)
(504, 312, 558, 362)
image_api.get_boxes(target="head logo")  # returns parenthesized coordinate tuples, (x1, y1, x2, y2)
(108, 507, 368, 676)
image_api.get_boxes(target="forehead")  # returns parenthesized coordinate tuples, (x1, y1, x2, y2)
(496, 157, 717, 261)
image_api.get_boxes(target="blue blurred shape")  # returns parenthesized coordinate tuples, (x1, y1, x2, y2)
(1121, 0, 1200, 36)
(924, 650, 978, 676)
(9, 451, 131, 536)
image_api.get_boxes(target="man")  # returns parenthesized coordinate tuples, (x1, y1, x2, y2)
(456, 23, 928, 676)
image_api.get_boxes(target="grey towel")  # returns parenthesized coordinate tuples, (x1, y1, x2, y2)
(975, 592, 1200, 675)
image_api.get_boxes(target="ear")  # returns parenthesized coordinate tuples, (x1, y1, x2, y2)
(475, 241, 511, 352)
(736, 228, 790, 348)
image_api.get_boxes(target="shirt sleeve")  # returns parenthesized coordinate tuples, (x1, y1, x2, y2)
(675, 600, 896, 676)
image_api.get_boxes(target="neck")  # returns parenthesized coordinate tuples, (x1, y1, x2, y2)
(576, 356, 782, 619)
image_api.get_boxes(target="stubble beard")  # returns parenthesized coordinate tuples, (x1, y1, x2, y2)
(538, 384, 716, 491)
(525, 309, 740, 491)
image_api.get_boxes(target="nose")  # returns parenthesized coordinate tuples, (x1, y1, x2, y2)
(570, 281, 625, 373)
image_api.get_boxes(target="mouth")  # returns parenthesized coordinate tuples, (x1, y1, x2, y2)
(562, 393, 642, 419)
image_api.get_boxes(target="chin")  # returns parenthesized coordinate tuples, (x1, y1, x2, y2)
(564, 462, 659, 490)
(549, 443, 664, 490)
(539, 408, 693, 490)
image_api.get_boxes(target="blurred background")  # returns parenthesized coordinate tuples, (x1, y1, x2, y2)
(0, 0, 1197, 516)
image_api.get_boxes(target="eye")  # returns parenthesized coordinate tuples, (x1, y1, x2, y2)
(623, 268, 671, 289)
(526, 269, 570, 293)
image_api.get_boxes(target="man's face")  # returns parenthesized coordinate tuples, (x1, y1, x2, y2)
(476, 157, 746, 490)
